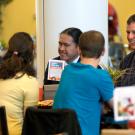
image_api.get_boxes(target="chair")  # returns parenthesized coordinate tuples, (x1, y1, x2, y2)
(22, 107, 82, 135)
(0, 106, 9, 135)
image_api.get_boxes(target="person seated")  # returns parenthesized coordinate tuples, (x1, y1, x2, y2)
(0, 32, 39, 135)
(115, 14, 135, 87)
(44, 27, 82, 85)
(53, 30, 114, 135)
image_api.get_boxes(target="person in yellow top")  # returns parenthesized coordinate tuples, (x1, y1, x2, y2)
(0, 32, 39, 135)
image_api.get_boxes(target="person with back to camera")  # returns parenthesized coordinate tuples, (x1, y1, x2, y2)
(44, 27, 82, 85)
(53, 30, 114, 135)
(115, 14, 135, 87)
(0, 32, 39, 135)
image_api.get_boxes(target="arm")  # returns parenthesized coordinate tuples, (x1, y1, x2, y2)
(99, 71, 114, 108)
(44, 63, 49, 84)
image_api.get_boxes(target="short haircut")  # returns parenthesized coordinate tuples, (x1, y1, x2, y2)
(79, 30, 105, 58)
(127, 14, 135, 25)
(60, 27, 82, 45)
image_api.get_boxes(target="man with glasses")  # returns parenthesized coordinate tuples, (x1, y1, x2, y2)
(44, 27, 82, 85)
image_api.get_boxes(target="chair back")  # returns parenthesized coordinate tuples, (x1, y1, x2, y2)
(22, 107, 82, 135)
(0, 106, 9, 135)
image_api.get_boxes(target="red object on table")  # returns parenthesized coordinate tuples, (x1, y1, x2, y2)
(128, 120, 135, 129)
(39, 86, 44, 101)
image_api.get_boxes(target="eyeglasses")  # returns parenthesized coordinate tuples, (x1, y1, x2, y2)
(58, 42, 75, 48)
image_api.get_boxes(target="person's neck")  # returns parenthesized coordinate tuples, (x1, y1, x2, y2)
(80, 57, 100, 68)
(66, 55, 79, 63)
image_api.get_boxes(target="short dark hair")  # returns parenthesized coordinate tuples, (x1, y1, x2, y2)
(60, 27, 82, 45)
(79, 30, 105, 58)
(127, 14, 135, 25)
(0, 32, 35, 79)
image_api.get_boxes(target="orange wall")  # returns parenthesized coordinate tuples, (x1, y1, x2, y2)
(109, 0, 135, 44)
(1, 0, 135, 45)
(0, 0, 36, 44)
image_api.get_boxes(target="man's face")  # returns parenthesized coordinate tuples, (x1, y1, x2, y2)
(126, 22, 135, 50)
(58, 34, 79, 63)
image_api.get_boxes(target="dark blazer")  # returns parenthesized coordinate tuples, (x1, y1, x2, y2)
(115, 51, 135, 87)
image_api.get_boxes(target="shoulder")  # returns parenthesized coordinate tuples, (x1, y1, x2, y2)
(64, 63, 85, 70)
(97, 69, 113, 84)
(97, 70, 114, 101)
(53, 56, 61, 60)
(62, 64, 73, 72)
(18, 74, 38, 85)
(123, 51, 135, 61)
(61, 63, 81, 75)
(120, 51, 135, 68)
(19, 74, 39, 94)
(98, 69, 110, 75)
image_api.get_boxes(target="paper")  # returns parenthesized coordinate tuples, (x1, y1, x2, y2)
(48, 60, 65, 81)
(114, 86, 135, 121)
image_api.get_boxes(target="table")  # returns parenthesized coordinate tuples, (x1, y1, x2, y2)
(102, 129, 135, 135)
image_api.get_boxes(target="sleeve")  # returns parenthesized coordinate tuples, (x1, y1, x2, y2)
(98, 71, 114, 102)
(119, 59, 125, 70)
(119, 53, 133, 70)
(44, 63, 49, 84)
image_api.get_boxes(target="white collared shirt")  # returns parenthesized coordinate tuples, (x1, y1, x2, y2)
(72, 56, 80, 63)
(65, 56, 80, 66)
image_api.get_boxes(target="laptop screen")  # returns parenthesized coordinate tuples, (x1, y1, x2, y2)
(44, 84, 58, 100)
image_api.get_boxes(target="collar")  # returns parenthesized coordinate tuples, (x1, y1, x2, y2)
(65, 56, 80, 65)
(72, 56, 80, 63)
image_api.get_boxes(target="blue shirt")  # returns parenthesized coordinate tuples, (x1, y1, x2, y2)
(53, 63, 114, 135)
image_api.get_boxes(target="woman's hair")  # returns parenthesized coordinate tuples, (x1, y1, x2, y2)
(60, 27, 82, 45)
(0, 32, 35, 79)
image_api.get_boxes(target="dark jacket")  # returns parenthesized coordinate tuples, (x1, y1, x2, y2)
(115, 51, 135, 87)
(44, 56, 61, 85)
(44, 56, 80, 85)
